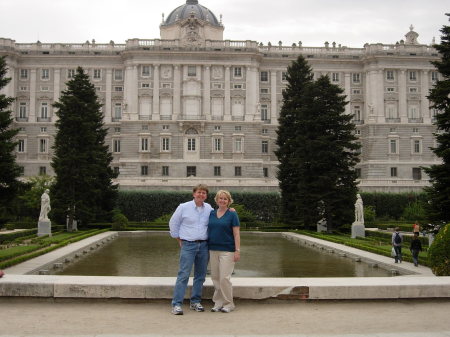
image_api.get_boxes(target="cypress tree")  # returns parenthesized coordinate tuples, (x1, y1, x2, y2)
(51, 67, 117, 230)
(0, 56, 21, 223)
(423, 14, 450, 222)
(276, 55, 360, 230)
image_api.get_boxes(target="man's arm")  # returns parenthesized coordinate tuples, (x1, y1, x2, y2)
(169, 204, 183, 239)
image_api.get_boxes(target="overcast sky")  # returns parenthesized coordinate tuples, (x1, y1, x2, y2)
(1, 0, 448, 47)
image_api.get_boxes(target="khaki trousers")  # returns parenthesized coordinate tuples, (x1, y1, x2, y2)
(209, 250, 235, 310)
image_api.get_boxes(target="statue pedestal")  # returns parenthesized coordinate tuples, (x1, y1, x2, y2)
(317, 219, 327, 233)
(38, 220, 52, 237)
(351, 221, 365, 238)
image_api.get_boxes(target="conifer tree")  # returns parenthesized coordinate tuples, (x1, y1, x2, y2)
(276, 55, 360, 230)
(51, 67, 117, 230)
(0, 56, 21, 223)
(424, 14, 450, 222)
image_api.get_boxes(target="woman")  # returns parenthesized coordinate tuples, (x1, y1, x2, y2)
(208, 190, 240, 313)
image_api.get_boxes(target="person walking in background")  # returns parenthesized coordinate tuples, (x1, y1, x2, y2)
(208, 190, 240, 313)
(392, 227, 403, 263)
(413, 221, 420, 235)
(409, 232, 423, 267)
(169, 184, 212, 315)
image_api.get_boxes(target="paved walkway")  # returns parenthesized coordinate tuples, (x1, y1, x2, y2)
(0, 297, 449, 337)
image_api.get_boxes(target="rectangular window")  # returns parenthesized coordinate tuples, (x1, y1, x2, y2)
(187, 166, 196, 177)
(235, 126, 242, 132)
(113, 139, 121, 153)
(332, 73, 339, 82)
(114, 86, 123, 92)
(409, 87, 418, 93)
(412, 167, 422, 180)
(20, 69, 28, 79)
(262, 128, 268, 134)
(40, 103, 48, 118)
(114, 103, 122, 120)
(386, 70, 395, 80)
(260, 71, 268, 82)
(142, 65, 150, 77)
(386, 87, 395, 92)
(19, 103, 27, 118)
(141, 138, 149, 152)
(412, 127, 419, 133)
(17, 139, 25, 152)
(413, 139, 421, 153)
(187, 66, 196, 77)
(214, 166, 221, 176)
(235, 166, 242, 176)
(281, 72, 288, 82)
(162, 137, 170, 151)
(263, 167, 269, 177)
(67, 69, 76, 78)
(260, 104, 269, 121)
(39, 166, 47, 175)
(113, 167, 120, 175)
(213, 138, 222, 152)
(40, 127, 47, 133)
(355, 168, 361, 178)
(233, 84, 243, 89)
(162, 125, 170, 130)
(262, 140, 269, 154)
(409, 71, 417, 81)
(39, 138, 47, 153)
(431, 71, 438, 82)
(141, 165, 148, 176)
(41, 69, 49, 80)
(390, 167, 398, 177)
(187, 138, 196, 151)
(353, 106, 361, 121)
(214, 125, 221, 131)
(352, 73, 360, 83)
(114, 69, 123, 81)
(162, 166, 169, 176)
(93, 69, 102, 79)
(141, 83, 150, 88)
(234, 67, 242, 77)
(260, 88, 269, 94)
(212, 83, 223, 89)
(234, 138, 243, 152)
(389, 139, 398, 154)
(352, 89, 361, 94)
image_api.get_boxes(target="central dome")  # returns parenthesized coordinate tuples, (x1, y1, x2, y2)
(162, 0, 221, 27)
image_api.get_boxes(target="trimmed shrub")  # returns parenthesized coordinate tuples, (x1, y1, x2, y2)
(360, 192, 426, 220)
(111, 211, 129, 231)
(428, 223, 450, 276)
(401, 201, 426, 221)
(363, 205, 376, 222)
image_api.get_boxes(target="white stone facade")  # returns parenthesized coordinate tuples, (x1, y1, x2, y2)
(0, 2, 441, 192)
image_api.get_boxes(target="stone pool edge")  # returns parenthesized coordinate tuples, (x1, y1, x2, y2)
(1, 231, 449, 300)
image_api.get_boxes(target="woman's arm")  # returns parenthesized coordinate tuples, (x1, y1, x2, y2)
(233, 226, 240, 262)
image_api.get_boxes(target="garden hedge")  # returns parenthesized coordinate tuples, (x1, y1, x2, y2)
(428, 223, 450, 276)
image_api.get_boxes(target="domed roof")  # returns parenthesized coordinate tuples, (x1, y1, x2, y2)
(162, 0, 221, 27)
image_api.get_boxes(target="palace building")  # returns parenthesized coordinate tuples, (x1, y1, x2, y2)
(0, 0, 441, 192)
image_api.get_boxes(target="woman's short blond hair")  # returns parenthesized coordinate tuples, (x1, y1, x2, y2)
(214, 190, 233, 207)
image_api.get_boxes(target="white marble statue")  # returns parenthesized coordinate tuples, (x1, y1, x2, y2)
(354, 194, 364, 223)
(39, 189, 51, 221)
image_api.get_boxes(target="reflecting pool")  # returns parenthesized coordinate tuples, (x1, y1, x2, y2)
(56, 232, 393, 277)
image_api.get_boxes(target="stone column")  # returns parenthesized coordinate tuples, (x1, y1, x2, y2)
(104, 69, 112, 123)
(344, 73, 351, 115)
(29, 69, 37, 122)
(53, 69, 60, 123)
(124, 65, 138, 120)
(203, 65, 211, 120)
(245, 66, 258, 121)
(224, 66, 231, 121)
(173, 65, 181, 120)
(376, 69, 385, 122)
(398, 70, 407, 122)
(421, 70, 430, 122)
(271, 70, 277, 122)
(152, 65, 160, 120)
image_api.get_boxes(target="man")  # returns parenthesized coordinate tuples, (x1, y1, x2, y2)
(169, 184, 212, 315)
(391, 227, 403, 263)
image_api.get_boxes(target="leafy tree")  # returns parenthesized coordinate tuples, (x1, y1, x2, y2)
(0, 56, 21, 224)
(276, 55, 360, 230)
(423, 14, 450, 223)
(19, 175, 54, 215)
(51, 67, 117, 230)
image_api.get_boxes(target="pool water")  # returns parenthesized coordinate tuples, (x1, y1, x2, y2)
(56, 232, 393, 277)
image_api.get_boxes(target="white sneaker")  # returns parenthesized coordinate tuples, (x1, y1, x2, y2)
(171, 305, 183, 315)
(211, 306, 222, 312)
(189, 302, 205, 312)
(220, 307, 234, 313)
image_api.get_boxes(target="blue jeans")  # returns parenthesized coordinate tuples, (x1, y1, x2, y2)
(172, 240, 209, 307)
